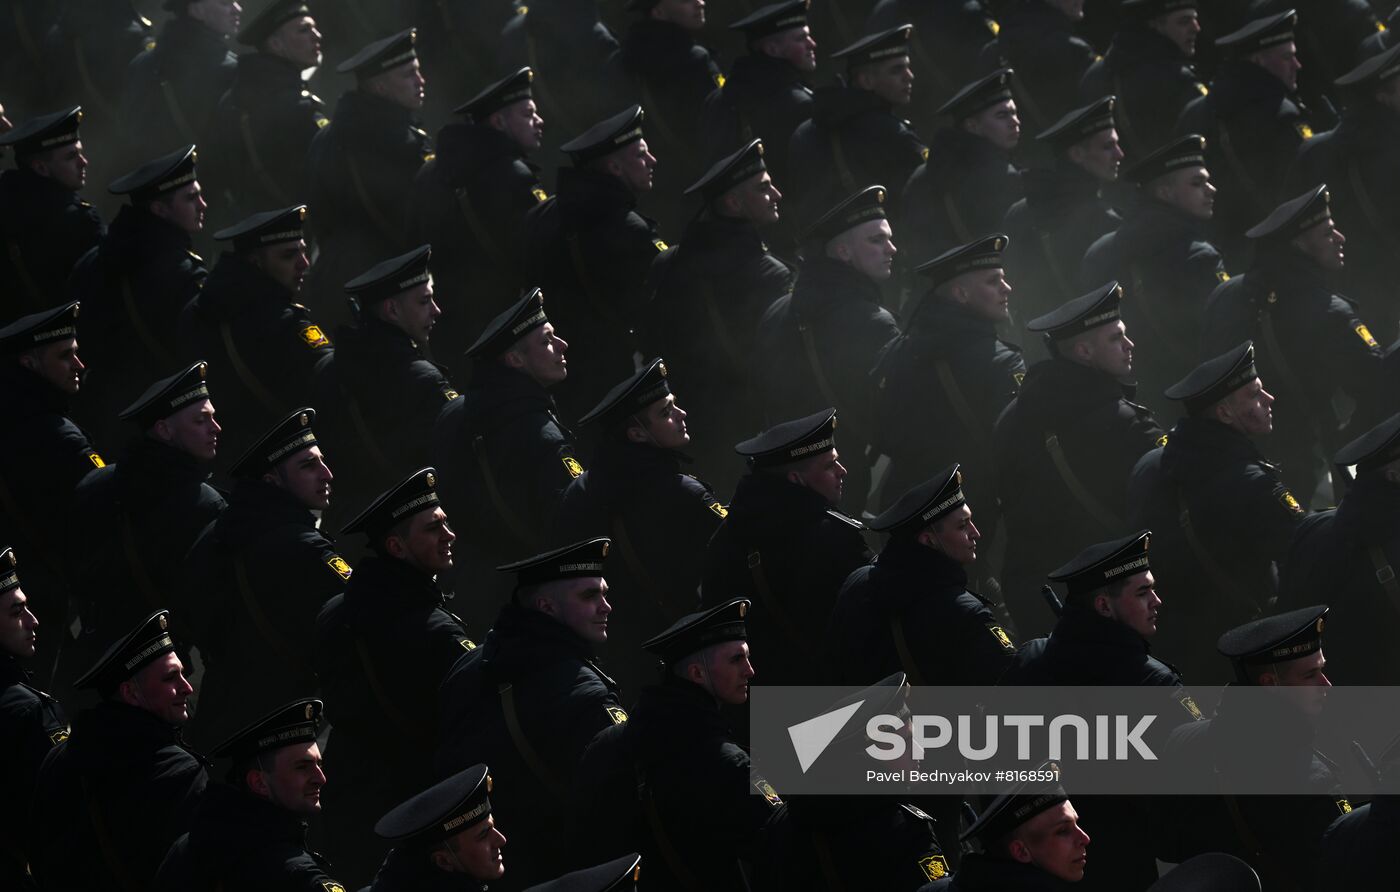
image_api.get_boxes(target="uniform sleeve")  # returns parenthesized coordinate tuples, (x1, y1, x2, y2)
(1325, 297, 1384, 408)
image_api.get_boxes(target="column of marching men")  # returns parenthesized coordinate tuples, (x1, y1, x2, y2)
(6, 0, 1400, 890)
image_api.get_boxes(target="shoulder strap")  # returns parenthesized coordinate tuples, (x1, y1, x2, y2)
(81, 775, 138, 891)
(122, 276, 175, 368)
(159, 79, 199, 144)
(610, 514, 669, 613)
(353, 635, 430, 737)
(637, 762, 714, 891)
(890, 615, 928, 686)
(1043, 433, 1124, 531)
(5, 240, 44, 311)
(219, 320, 284, 414)
(935, 359, 990, 454)
(746, 548, 804, 645)
(238, 110, 291, 205)
(346, 155, 397, 243)
(1366, 545, 1400, 619)
(455, 182, 508, 258)
(798, 314, 843, 409)
(1176, 490, 1267, 619)
(499, 681, 564, 795)
(234, 558, 310, 674)
(120, 513, 164, 610)
(470, 434, 534, 546)
(827, 130, 858, 195)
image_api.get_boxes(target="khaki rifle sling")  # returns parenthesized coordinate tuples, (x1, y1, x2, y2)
(1110, 73, 1141, 149)
(890, 615, 928, 686)
(827, 131, 858, 195)
(455, 182, 507, 259)
(1216, 124, 1266, 212)
(1013, 81, 1049, 133)
(499, 682, 564, 795)
(159, 80, 199, 144)
(640, 81, 683, 150)
(702, 279, 744, 369)
(239, 112, 291, 205)
(6, 241, 44, 310)
(798, 317, 842, 409)
(912, 33, 954, 96)
(234, 558, 307, 672)
(1366, 545, 1400, 618)
(353, 635, 426, 735)
(525, 32, 577, 137)
(811, 831, 847, 891)
(121, 277, 175, 368)
(0, 836, 27, 886)
(611, 515, 668, 613)
(120, 514, 164, 609)
(82, 776, 136, 891)
(1221, 789, 1304, 892)
(435, 0, 473, 62)
(1128, 264, 1191, 366)
(935, 359, 988, 453)
(942, 192, 971, 243)
(470, 435, 534, 546)
(745, 549, 803, 643)
(566, 233, 627, 333)
(0, 471, 62, 578)
(637, 763, 711, 892)
(1348, 161, 1400, 257)
(219, 321, 283, 415)
(1038, 229, 1075, 299)
(1176, 492, 1264, 620)
(344, 0, 375, 32)
(1258, 302, 1334, 444)
(74, 42, 117, 120)
(13, 6, 44, 71)
(343, 388, 397, 478)
(346, 156, 397, 243)
(1044, 433, 1124, 531)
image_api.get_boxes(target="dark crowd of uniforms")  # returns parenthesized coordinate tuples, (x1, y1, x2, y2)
(7, 0, 1400, 889)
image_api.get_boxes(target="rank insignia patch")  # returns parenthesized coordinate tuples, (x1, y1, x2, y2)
(1337, 799, 1353, 813)
(300, 324, 329, 348)
(709, 502, 729, 519)
(460, 638, 477, 651)
(322, 884, 347, 892)
(563, 456, 584, 478)
(1355, 323, 1379, 348)
(755, 779, 782, 804)
(989, 626, 1015, 651)
(1296, 123, 1314, 139)
(653, 239, 669, 252)
(444, 389, 460, 401)
(1157, 434, 1169, 448)
(1216, 270, 1230, 283)
(987, 19, 1000, 35)
(532, 187, 548, 203)
(1178, 695, 1204, 722)
(920, 855, 950, 881)
(1196, 82, 1209, 96)
(326, 556, 352, 580)
(87, 452, 106, 469)
(49, 728, 69, 746)
(713, 72, 726, 88)
(606, 706, 629, 725)
(1277, 488, 1304, 515)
